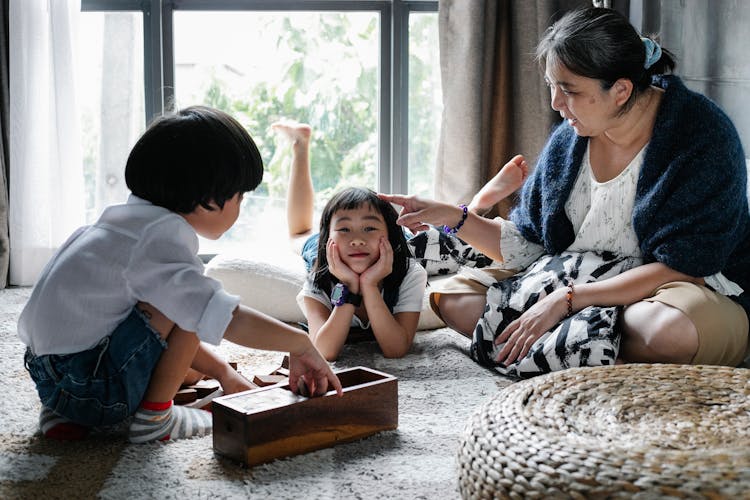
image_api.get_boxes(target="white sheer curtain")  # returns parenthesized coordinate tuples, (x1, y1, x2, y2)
(9, 0, 83, 285)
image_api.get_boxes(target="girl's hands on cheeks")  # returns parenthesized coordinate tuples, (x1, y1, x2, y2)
(326, 238, 359, 290)
(494, 287, 569, 366)
(360, 237, 393, 288)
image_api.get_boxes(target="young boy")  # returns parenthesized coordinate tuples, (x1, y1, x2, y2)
(18, 106, 342, 443)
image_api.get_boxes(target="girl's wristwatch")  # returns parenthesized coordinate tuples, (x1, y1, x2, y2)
(331, 283, 362, 307)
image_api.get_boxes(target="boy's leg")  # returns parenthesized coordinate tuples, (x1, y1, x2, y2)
(25, 307, 168, 440)
(128, 303, 212, 443)
(272, 120, 315, 237)
(141, 325, 200, 403)
(182, 368, 204, 386)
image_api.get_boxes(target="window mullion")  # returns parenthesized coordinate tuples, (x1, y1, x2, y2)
(390, 0, 409, 194)
(143, 0, 165, 122)
(162, 1, 175, 111)
(379, 4, 393, 194)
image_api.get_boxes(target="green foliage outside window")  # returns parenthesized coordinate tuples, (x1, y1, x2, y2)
(191, 12, 439, 213)
(195, 13, 379, 213)
(78, 10, 440, 252)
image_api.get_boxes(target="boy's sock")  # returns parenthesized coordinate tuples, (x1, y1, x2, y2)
(128, 400, 212, 444)
(39, 406, 89, 441)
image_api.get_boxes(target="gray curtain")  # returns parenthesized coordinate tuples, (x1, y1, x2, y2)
(0, 0, 8, 288)
(634, 0, 750, 158)
(435, 0, 591, 215)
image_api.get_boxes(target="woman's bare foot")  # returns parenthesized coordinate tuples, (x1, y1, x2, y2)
(467, 154, 529, 213)
(271, 119, 312, 148)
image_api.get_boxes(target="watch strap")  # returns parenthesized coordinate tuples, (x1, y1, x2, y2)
(331, 283, 362, 307)
(345, 291, 362, 307)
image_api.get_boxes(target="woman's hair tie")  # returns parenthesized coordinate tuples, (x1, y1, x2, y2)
(641, 37, 662, 69)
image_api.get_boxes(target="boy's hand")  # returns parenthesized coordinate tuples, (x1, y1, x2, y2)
(288, 343, 343, 398)
(326, 239, 359, 290)
(218, 369, 256, 395)
(360, 237, 393, 288)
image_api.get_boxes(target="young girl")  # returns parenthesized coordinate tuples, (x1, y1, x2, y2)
(272, 121, 428, 361)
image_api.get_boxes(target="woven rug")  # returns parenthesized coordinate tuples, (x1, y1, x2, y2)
(0, 286, 512, 499)
(458, 363, 750, 499)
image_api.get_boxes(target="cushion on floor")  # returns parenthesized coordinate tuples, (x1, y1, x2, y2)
(205, 248, 446, 331)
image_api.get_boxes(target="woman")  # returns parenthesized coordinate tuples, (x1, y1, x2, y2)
(381, 7, 749, 377)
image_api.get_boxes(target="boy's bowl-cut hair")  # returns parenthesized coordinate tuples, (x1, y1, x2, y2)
(125, 106, 263, 213)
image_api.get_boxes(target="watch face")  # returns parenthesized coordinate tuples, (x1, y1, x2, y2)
(331, 283, 347, 306)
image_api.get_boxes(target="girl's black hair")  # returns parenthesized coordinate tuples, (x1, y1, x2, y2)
(536, 7, 676, 112)
(125, 105, 263, 213)
(312, 187, 410, 309)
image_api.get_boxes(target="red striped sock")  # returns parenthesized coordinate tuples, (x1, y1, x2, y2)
(39, 406, 89, 441)
(140, 400, 172, 411)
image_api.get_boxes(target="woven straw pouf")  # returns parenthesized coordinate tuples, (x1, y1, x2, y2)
(457, 364, 750, 499)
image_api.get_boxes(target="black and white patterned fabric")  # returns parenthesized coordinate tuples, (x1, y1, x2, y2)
(471, 251, 641, 379)
(408, 227, 494, 276)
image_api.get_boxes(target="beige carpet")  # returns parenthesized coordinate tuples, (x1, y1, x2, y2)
(0, 286, 513, 499)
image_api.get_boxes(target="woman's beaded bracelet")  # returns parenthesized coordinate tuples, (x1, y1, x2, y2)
(565, 280, 574, 317)
(442, 204, 468, 234)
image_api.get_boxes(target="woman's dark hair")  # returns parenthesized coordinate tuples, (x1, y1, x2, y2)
(312, 187, 410, 307)
(536, 7, 676, 112)
(125, 105, 263, 213)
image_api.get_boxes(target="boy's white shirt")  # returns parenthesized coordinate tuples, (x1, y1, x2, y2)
(18, 195, 240, 356)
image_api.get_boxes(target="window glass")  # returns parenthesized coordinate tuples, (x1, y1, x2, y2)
(408, 12, 442, 198)
(78, 12, 145, 223)
(173, 11, 380, 254)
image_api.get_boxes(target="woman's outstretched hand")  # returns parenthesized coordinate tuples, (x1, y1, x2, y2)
(378, 193, 461, 233)
(494, 287, 569, 365)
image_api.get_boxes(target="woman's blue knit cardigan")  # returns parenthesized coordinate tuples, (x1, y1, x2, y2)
(511, 75, 750, 316)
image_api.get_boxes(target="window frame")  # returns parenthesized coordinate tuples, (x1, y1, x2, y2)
(81, 0, 438, 195)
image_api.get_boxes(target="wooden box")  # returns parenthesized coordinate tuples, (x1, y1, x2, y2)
(212, 366, 398, 466)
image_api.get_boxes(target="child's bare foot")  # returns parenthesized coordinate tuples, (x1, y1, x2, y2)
(467, 154, 529, 213)
(271, 119, 312, 147)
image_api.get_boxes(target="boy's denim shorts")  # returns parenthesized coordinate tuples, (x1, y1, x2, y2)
(24, 307, 167, 427)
